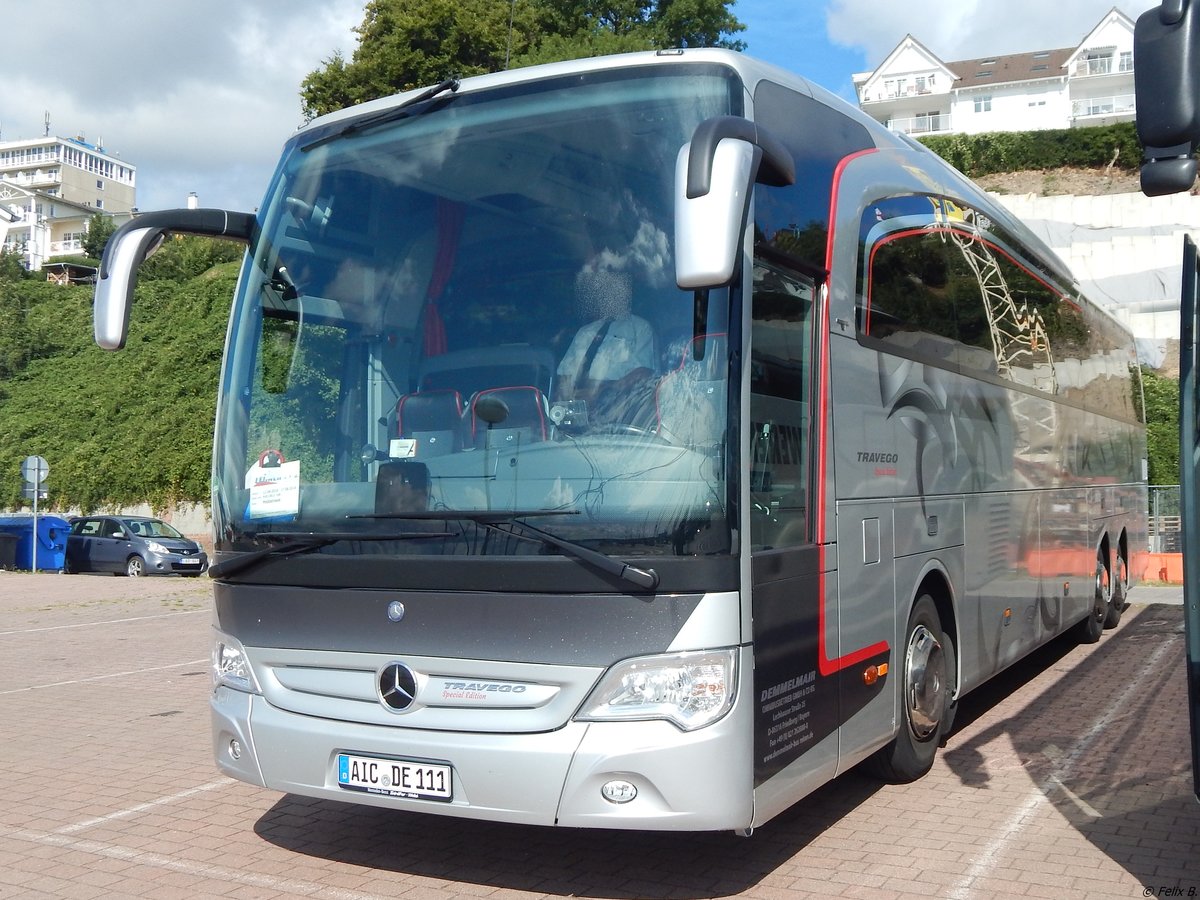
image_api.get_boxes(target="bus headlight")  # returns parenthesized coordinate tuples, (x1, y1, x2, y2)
(212, 630, 261, 694)
(576, 649, 737, 731)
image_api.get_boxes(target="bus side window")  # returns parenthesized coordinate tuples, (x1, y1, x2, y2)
(750, 258, 813, 550)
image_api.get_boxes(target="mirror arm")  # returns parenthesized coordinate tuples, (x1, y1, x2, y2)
(685, 115, 796, 199)
(94, 208, 256, 351)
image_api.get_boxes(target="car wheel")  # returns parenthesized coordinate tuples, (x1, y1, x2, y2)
(867, 595, 953, 783)
(125, 555, 146, 578)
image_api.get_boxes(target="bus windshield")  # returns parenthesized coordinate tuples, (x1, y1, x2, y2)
(213, 66, 740, 564)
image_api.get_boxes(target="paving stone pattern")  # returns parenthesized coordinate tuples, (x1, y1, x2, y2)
(0, 573, 1195, 899)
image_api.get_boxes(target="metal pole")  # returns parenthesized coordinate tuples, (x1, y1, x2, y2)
(1177, 235, 1200, 801)
(30, 459, 42, 573)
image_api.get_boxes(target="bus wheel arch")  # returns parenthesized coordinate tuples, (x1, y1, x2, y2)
(867, 577, 957, 783)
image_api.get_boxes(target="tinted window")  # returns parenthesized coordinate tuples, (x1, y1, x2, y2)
(753, 81, 875, 270)
(856, 194, 1138, 421)
(749, 253, 814, 550)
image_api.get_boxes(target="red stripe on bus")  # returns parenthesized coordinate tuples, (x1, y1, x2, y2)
(817, 148, 889, 676)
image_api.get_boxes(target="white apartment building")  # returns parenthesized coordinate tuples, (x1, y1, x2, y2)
(854, 7, 1136, 137)
(0, 134, 136, 270)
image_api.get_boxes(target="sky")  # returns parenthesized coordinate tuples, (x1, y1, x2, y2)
(0, 0, 1158, 214)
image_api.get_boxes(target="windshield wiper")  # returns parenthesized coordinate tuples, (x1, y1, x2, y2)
(354, 509, 577, 523)
(354, 508, 657, 590)
(482, 517, 659, 592)
(209, 530, 453, 580)
(300, 78, 460, 152)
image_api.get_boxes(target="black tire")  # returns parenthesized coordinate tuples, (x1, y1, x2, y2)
(125, 555, 146, 578)
(1074, 550, 1108, 644)
(868, 595, 954, 783)
(1104, 551, 1128, 629)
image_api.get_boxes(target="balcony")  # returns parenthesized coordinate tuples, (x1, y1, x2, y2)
(887, 113, 952, 136)
(0, 171, 61, 188)
(1071, 94, 1136, 120)
(1073, 56, 1133, 78)
(864, 85, 936, 103)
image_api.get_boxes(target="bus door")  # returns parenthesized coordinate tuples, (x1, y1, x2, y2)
(747, 254, 840, 793)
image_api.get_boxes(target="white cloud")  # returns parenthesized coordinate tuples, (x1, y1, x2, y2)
(0, 1, 1165, 213)
(3, 0, 362, 212)
(827, 0, 1157, 67)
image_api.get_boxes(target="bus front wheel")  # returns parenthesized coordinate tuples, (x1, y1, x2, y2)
(868, 595, 954, 784)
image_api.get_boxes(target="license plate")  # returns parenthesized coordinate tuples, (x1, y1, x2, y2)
(179, 558, 201, 565)
(337, 753, 452, 801)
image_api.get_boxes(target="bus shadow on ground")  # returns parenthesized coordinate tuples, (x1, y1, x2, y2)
(253, 605, 1196, 896)
(254, 770, 884, 898)
(942, 603, 1197, 889)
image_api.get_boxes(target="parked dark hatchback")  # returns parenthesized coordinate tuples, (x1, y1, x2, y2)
(65, 515, 208, 577)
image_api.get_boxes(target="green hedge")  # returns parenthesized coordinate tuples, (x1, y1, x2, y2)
(918, 122, 1144, 177)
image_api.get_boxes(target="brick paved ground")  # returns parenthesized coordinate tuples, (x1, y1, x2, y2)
(0, 572, 1195, 899)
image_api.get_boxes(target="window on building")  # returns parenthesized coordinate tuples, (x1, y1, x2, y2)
(913, 111, 943, 133)
(974, 95, 992, 113)
(96, 179, 104, 190)
(1119, 51, 1133, 72)
(1081, 50, 1114, 76)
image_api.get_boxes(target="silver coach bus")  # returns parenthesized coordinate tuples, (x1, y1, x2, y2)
(94, 49, 1147, 833)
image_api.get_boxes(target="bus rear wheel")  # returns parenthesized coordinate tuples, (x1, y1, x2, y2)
(868, 595, 954, 783)
(1075, 550, 1108, 644)
(1104, 551, 1128, 629)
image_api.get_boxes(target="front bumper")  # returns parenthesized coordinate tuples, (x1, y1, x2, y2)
(146, 550, 208, 574)
(211, 650, 754, 831)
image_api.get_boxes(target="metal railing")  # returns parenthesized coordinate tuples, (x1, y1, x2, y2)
(1150, 484, 1182, 553)
(886, 113, 952, 135)
(1071, 94, 1136, 118)
(1074, 56, 1133, 77)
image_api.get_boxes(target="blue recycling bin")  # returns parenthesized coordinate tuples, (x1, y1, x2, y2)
(0, 515, 69, 571)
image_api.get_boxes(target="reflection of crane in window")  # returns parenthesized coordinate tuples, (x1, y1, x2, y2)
(928, 198, 1059, 451)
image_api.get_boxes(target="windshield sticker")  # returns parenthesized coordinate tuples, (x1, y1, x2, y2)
(389, 438, 418, 459)
(246, 457, 301, 519)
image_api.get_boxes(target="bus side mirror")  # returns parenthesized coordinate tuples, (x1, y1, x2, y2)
(93, 208, 256, 350)
(1135, 0, 1200, 196)
(675, 117, 795, 290)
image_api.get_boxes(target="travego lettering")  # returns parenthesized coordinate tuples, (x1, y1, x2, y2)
(441, 681, 527, 693)
(857, 451, 899, 464)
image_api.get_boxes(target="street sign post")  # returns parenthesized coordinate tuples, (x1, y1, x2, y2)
(20, 455, 48, 572)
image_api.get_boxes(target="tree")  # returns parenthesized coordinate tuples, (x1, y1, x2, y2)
(301, 0, 745, 119)
(82, 213, 118, 261)
(0, 246, 29, 281)
(1142, 366, 1180, 485)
